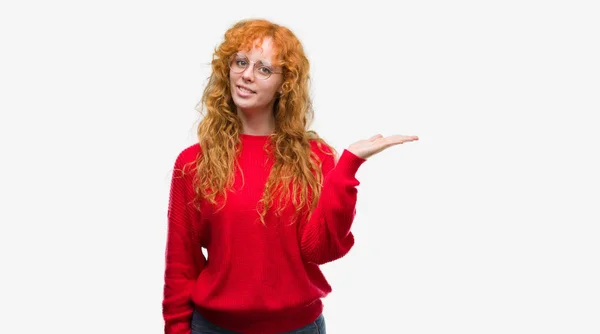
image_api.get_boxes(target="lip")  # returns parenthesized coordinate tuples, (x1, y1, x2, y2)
(236, 85, 256, 95)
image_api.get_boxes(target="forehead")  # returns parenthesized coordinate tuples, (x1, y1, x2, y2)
(238, 37, 280, 65)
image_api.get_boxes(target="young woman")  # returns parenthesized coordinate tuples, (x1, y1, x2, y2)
(162, 18, 418, 334)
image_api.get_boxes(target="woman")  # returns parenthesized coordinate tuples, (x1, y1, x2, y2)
(162, 18, 418, 334)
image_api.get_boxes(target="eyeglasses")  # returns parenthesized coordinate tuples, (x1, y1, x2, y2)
(229, 54, 283, 80)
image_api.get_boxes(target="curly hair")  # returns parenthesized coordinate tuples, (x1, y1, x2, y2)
(191, 18, 337, 226)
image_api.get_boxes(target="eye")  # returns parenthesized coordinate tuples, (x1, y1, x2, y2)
(258, 66, 273, 74)
(236, 59, 248, 66)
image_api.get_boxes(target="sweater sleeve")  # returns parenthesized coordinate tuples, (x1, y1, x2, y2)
(299, 149, 366, 265)
(162, 152, 206, 334)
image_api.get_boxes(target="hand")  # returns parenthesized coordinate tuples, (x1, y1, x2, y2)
(347, 134, 419, 160)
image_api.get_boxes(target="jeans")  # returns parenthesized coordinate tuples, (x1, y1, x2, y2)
(190, 308, 326, 334)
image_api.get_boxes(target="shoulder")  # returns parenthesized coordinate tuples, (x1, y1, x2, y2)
(173, 142, 202, 174)
(308, 137, 338, 170)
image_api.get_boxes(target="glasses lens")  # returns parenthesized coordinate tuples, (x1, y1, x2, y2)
(255, 66, 272, 80)
(229, 55, 275, 80)
(230, 55, 247, 73)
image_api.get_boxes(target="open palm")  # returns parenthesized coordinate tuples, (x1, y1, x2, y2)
(347, 134, 419, 160)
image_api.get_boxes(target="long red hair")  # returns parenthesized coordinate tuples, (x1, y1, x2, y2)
(191, 18, 337, 225)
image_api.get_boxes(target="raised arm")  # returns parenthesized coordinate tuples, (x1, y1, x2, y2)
(298, 149, 366, 265)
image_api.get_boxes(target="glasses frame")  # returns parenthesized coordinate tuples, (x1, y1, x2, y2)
(228, 53, 284, 80)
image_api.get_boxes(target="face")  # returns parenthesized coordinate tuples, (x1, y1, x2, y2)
(229, 37, 284, 115)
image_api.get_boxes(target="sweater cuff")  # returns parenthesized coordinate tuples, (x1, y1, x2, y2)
(336, 149, 366, 179)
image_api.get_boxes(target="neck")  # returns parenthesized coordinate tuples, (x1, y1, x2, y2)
(236, 105, 276, 135)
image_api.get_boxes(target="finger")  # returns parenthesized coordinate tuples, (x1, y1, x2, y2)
(368, 134, 384, 141)
(389, 135, 419, 143)
(375, 135, 418, 150)
(401, 136, 418, 143)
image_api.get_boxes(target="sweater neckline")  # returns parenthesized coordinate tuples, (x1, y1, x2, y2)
(239, 133, 272, 142)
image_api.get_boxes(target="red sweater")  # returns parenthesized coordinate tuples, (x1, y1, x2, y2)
(163, 134, 366, 334)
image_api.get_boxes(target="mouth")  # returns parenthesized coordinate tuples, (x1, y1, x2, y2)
(237, 85, 256, 94)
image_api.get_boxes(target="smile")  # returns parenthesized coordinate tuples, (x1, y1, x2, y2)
(237, 86, 256, 94)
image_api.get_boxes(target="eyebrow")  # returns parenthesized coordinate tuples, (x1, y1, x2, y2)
(235, 53, 274, 67)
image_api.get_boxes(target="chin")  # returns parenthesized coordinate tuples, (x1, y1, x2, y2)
(232, 98, 254, 109)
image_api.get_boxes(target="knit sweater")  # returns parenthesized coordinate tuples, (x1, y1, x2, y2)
(162, 134, 366, 334)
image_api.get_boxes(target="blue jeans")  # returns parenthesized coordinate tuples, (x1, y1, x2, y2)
(190, 309, 326, 334)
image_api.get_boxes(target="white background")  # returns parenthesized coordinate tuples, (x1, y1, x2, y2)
(1, 0, 599, 333)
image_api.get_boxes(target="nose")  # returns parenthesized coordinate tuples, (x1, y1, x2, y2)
(241, 64, 255, 82)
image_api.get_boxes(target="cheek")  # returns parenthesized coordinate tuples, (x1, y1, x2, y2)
(229, 75, 240, 94)
(264, 81, 281, 95)
(229, 71, 241, 83)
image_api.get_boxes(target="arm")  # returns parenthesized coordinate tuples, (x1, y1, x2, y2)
(298, 149, 366, 265)
(163, 153, 206, 334)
